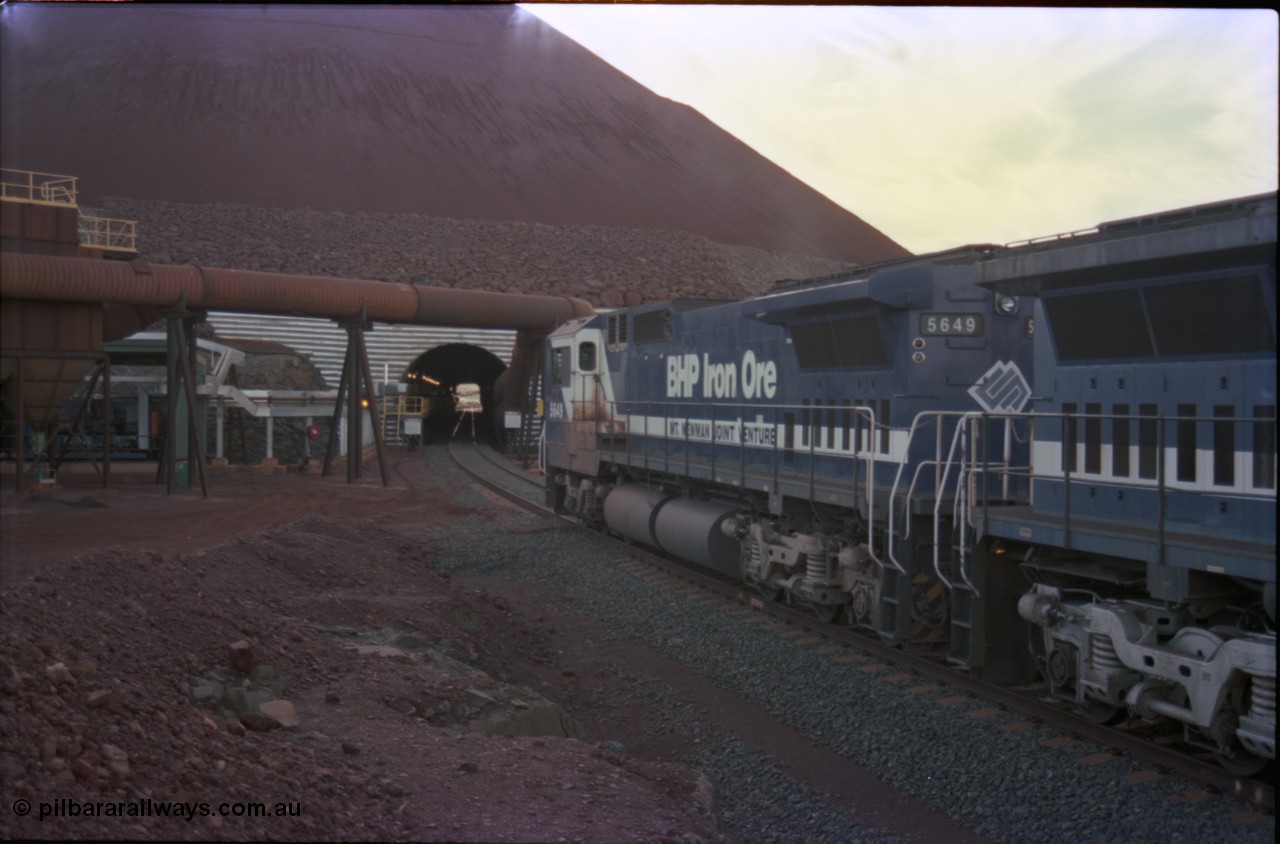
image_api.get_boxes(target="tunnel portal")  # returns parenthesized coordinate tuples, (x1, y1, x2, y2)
(402, 343, 508, 441)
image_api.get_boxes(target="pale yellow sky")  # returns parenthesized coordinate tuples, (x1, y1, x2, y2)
(524, 5, 1278, 254)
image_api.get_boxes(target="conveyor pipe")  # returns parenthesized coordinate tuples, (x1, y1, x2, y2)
(1, 252, 594, 338)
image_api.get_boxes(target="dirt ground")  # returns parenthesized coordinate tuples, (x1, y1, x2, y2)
(1, 449, 985, 843)
(0, 452, 721, 842)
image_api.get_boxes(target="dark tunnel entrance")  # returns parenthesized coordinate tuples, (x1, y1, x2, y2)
(401, 343, 507, 443)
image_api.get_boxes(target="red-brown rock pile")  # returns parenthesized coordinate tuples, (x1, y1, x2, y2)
(97, 197, 854, 307)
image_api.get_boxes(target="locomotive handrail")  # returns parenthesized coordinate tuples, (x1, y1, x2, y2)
(956, 415, 986, 597)
(935, 412, 984, 597)
(598, 397, 885, 570)
(958, 407, 1276, 577)
(962, 412, 1025, 560)
(969, 408, 1278, 497)
(889, 413, 951, 540)
(1156, 416, 1165, 568)
(844, 404, 882, 572)
(577, 399, 1214, 593)
(888, 410, 978, 579)
(897, 458, 951, 536)
(907, 410, 991, 598)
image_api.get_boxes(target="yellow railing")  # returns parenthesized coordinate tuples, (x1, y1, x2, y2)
(381, 395, 427, 417)
(0, 167, 79, 207)
(78, 215, 138, 253)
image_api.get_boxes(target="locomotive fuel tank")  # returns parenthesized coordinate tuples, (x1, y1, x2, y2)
(603, 484, 740, 577)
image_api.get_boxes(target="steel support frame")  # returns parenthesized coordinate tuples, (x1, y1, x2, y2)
(322, 313, 389, 486)
(12, 356, 22, 496)
(3, 348, 112, 494)
(49, 356, 112, 488)
(155, 305, 211, 497)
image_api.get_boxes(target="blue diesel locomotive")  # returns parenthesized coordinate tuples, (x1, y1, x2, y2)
(540, 193, 1276, 773)
(542, 245, 1036, 649)
(971, 193, 1276, 772)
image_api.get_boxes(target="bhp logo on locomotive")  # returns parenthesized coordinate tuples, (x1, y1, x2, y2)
(667, 352, 778, 400)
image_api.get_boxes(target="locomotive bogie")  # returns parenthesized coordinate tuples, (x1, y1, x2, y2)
(728, 516, 871, 620)
(1019, 582, 1276, 764)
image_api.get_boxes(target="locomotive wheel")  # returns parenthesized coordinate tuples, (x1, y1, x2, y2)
(1074, 698, 1124, 725)
(813, 603, 841, 624)
(1046, 645, 1073, 688)
(757, 582, 782, 603)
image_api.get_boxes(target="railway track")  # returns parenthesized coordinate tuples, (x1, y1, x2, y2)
(446, 432, 1275, 811)
(446, 426, 547, 510)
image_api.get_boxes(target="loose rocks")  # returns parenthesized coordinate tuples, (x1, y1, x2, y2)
(95, 198, 852, 306)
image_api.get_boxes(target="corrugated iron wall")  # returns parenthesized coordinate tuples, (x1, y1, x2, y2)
(206, 312, 516, 389)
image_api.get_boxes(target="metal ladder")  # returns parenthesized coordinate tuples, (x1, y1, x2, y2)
(926, 412, 1025, 667)
(382, 402, 403, 446)
(516, 356, 544, 469)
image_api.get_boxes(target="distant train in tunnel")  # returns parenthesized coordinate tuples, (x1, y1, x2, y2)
(396, 371, 495, 446)
(453, 383, 483, 414)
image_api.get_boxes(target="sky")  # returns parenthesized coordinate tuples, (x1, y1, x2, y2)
(522, 4, 1278, 255)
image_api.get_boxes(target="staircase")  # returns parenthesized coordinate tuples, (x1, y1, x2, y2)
(513, 346, 545, 469)
(380, 395, 426, 447)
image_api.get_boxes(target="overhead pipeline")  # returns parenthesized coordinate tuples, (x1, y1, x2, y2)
(1, 252, 595, 340)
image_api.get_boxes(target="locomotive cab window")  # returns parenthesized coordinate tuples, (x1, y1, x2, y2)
(552, 347, 571, 387)
(577, 342, 597, 373)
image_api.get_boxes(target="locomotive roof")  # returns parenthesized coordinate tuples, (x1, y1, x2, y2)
(629, 299, 728, 314)
(764, 243, 999, 296)
(976, 191, 1277, 296)
(745, 243, 999, 318)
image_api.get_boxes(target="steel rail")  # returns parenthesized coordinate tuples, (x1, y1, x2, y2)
(473, 440, 544, 491)
(446, 435, 553, 514)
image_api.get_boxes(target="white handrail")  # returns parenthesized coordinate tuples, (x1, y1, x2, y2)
(935, 412, 986, 598)
(930, 412, 981, 596)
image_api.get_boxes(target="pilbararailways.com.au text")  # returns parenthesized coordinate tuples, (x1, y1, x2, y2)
(27, 797, 303, 822)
